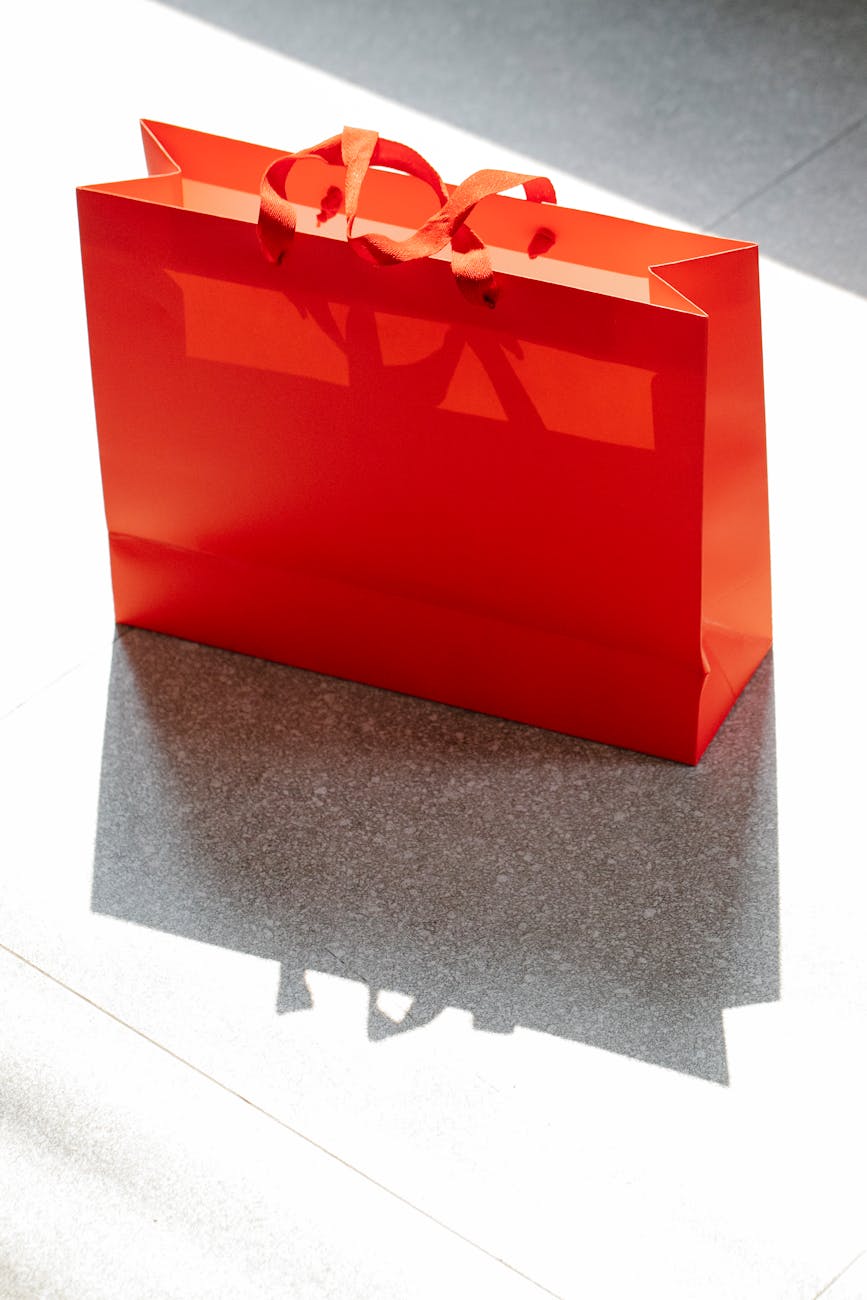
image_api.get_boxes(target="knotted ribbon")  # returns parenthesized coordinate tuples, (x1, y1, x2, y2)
(258, 127, 556, 307)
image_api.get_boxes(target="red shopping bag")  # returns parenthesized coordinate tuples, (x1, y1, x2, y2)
(77, 121, 771, 763)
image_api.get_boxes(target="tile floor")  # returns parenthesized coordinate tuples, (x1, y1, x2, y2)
(2, 1, 866, 1296)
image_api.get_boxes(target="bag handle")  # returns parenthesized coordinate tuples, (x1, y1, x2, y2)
(259, 127, 556, 307)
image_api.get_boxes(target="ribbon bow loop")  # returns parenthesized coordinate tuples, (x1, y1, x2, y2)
(259, 128, 556, 306)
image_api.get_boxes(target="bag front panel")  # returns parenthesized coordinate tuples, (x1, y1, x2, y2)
(79, 190, 709, 673)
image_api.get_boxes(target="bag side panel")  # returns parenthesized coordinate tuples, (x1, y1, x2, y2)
(655, 246, 772, 758)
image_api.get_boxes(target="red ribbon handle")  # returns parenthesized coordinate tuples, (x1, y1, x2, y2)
(258, 127, 556, 307)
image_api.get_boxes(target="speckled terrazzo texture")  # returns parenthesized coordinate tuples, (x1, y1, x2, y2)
(93, 629, 777, 1085)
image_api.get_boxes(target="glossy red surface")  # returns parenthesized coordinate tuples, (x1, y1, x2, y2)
(77, 121, 771, 762)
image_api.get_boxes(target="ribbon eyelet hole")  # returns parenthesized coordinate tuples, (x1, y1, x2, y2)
(317, 185, 344, 225)
(528, 227, 556, 259)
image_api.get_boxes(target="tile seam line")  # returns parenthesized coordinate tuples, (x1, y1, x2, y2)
(0, 626, 131, 726)
(0, 658, 96, 726)
(703, 109, 867, 230)
(811, 1249, 867, 1299)
(0, 939, 563, 1300)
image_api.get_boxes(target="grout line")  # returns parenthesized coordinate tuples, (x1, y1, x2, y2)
(704, 110, 867, 231)
(811, 1250, 867, 1299)
(0, 939, 563, 1300)
(0, 625, 125, 727)
(0, 658, 96, 727)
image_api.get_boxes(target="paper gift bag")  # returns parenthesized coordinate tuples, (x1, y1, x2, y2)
(77, 121, 771, 763)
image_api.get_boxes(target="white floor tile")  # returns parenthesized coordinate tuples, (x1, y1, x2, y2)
(0, 944, 549, 1300)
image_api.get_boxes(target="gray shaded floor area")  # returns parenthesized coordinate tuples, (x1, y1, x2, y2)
(157, 0, 867, 291)
(92, 631, 778, 1087)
